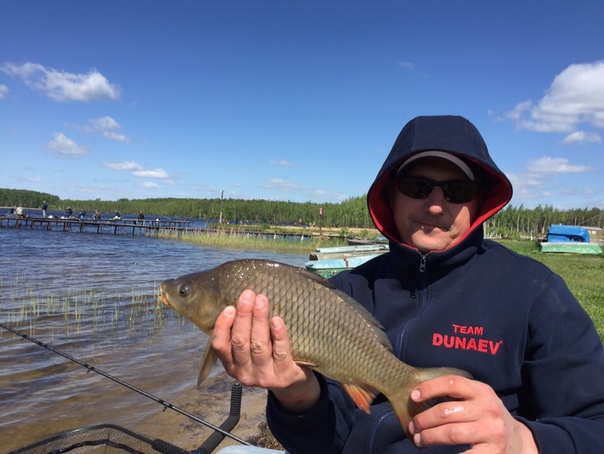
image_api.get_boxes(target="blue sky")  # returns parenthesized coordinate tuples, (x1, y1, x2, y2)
(1, 1, 603, 210)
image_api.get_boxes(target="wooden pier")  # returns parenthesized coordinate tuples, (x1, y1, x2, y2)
(0, 216, 194, 236)
(1, 216, 347, 242)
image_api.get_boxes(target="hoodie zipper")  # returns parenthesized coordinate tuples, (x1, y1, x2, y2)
(419, 252, 429, 272)
(367, 251, 430, 451)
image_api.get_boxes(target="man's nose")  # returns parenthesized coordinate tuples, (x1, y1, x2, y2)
(424, 187, 447, 213)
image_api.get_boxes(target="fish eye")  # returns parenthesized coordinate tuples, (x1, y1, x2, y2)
(179, 285, 190, 298)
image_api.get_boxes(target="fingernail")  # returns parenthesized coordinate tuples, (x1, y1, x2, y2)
(408, 421, 415, 435)
(240, 290, 254, 302)
(413, 433, 422, 447)
(411, 389, 421, 401)
(270, 317, 283, 330)
(223, 306, 235, 317)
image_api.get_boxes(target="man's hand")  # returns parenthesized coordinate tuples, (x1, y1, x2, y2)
(408, 376, 538, 453)
(211, 289, 321, 413)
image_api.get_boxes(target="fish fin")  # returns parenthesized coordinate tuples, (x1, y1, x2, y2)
(299, 267, 339, 287)
(343, 383, 379, 414)
(388, 367, 472, 439)
(295, 359, 318, 368)
(197, 341, 218, 387)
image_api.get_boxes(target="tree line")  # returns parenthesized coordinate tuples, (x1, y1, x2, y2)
(1, 188, 602, 236)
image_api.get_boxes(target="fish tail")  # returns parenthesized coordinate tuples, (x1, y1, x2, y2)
(388, 367, 472, 438)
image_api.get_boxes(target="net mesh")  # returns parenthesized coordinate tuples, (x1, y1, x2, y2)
(8, 424, 189, 454)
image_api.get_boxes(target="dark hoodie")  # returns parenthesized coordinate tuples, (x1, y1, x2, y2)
(267, 116, 604, 453)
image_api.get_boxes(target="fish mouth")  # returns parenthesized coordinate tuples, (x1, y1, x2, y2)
(159, 284, 171, 306)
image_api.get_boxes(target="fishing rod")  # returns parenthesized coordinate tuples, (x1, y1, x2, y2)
(0, 322, 252, 447)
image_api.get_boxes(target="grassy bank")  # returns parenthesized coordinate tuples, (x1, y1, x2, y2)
(157, 225, 366, 253)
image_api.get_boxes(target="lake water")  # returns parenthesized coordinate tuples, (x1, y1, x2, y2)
(0, 224, 307, 452)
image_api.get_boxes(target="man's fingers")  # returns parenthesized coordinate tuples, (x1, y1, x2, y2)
(270, 316, 290, 363)
(211, 305, 236, 364)
(412, 375, 475, 402)
(230, 289, 256, 367)
(250, 293, 272, 358)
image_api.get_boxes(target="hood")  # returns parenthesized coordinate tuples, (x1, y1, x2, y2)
(368, 115, 512, 244)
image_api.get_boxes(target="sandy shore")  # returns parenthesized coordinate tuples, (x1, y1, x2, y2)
(132, 373, 278, 452)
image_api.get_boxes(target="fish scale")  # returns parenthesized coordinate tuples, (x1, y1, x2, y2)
(159, 259, 471, 439)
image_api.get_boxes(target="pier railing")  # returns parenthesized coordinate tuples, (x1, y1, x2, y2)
(0, 216, 193, 236)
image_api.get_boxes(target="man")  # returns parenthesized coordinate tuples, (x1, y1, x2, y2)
(213, 116, 604, 453)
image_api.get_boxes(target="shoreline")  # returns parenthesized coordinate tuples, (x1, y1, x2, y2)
(159, 225, 382, 254)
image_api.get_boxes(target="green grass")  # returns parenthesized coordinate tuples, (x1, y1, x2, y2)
(158, 229, 349, 253)
(500, 240, 604, 340)
(3, 280, 167, 338)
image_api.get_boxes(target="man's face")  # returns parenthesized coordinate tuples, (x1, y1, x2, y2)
(391, 158, 479, 253)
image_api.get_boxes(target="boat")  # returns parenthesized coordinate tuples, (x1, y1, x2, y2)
(540, 224, 603, 254)
(308, 244, 389, 261)
(347, 235, 388, 246)
(305, 254, 383, 279)
(306, 244, 389, 278)
(539, 242, 602, 254)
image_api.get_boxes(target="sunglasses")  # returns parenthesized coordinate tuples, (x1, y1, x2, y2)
(395, 176, 480, 204)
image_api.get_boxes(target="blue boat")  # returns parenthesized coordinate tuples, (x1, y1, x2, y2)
(540, 224, 602, 254)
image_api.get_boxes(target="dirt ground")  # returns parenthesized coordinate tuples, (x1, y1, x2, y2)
(134, 373, 282, 452)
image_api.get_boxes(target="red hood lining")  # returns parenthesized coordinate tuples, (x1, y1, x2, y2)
(368, 165, 512, 246)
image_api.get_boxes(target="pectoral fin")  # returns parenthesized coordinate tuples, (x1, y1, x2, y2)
(197, 340, 218, 386)
(294, 359, 318, 368)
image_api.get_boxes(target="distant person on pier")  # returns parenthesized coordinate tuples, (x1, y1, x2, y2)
(112, 211, 121, 220)
(15, 206, 25, 218)
(137, 212, 145, 224)
(65, 207, 73, 218)
(79, 209, 86, 220)
(93, 210, 102, 220)
(42, 201, 47, 217)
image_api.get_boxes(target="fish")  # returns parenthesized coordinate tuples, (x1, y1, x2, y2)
(159, 259, 471, 436)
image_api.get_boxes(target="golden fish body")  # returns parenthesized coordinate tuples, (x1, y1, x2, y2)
(159, 259, 470, 434)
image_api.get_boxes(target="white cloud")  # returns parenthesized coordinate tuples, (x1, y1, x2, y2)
(270, 160, 296, 168)
(103, 161, 169, 179)
(47, 132, 88, 158)
(1, 61, 120, 102)
(0, 84, 8, 99)
(79, 116, 130, 143)
(526, 157, 592, 175)
(102, 161, 143, 171)
(507, 61, 604, 142)
(312, 189, 346, 202)
(561, 130, 601, 144)
(263, 178, 346, 203)
(102, 131, 129, 142)
(142, 182, 161, 188)
(396, 60, 416, 70)
(86, 116, 121, 132)
(265, 178, 304, 192)
(132, 169, 169, 179)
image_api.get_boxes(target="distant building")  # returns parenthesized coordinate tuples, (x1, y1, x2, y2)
(581, 226, 603, 242)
